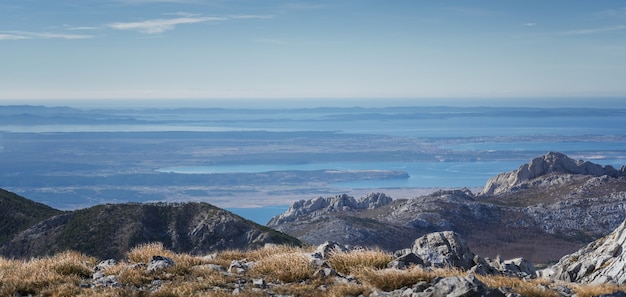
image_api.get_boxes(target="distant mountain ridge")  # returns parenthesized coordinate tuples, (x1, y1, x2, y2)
(268, 152, 626, 263)
(0, 192, 301, 260)
(481, 151, 626, 195)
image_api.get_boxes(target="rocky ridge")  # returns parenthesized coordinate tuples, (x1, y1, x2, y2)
(0, 199, 301, 260)
(268, 192, 393, 225)
(268, 152, 626, 263)
(481, 151, 626, 196)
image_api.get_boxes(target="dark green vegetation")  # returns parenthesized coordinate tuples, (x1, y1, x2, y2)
(0, 189, 301, 260)
(0, 188, 62, 244)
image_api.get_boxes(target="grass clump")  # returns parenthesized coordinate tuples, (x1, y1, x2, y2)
(249, 251, 316, 282)
(573, 283, 626, 297)
(327, 249, 393, 274)
(0, 250, 96, 297)
(477, 275, 559, 297)
(355, 266, 451, 292)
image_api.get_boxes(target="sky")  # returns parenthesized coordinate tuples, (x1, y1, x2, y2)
(1, 0, 626, 105)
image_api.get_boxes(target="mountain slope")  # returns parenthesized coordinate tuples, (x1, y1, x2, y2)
(0, 188, 63, 245)
(268, 152, 626, 263)
(543, 219, 626, 284)
(1, 201, 301, 259)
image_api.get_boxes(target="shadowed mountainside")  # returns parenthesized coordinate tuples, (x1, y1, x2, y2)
(0, 188, 63, 245)
(0, 195, 301, 260)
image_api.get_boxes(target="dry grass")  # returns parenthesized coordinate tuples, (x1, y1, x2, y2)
(0, 250, 96, 297)
(355, 266, 456, 292)
(573, 283, 626, 297)
(327, 249, 393, 275)
(477, 275, 559, 297)
(249, 251, 316, 282)
(4, 243, 626, 297)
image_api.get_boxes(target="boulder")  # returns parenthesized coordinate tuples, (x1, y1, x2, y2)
(146, 255, 175, 272)
(412, 231, 476, 269)
(414, 275, 505, 297)
(387, 252, 424, 269)
(316, 241, 348, 259)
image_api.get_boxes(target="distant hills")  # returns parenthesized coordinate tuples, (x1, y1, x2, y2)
(268, 152, 626, 263)
(0, 192, 301, 259)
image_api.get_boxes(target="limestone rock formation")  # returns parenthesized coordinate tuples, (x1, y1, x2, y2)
(411, 231, 476, 269)
(269, 153, 626, 263)
(267, 193, 392, 225)
(542, 219, 626, 284)
(481, 151, 626, 196)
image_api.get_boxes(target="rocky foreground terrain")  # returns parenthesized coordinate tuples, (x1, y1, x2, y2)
(5, 222, 626, 296)
(269, 152, 626, 263)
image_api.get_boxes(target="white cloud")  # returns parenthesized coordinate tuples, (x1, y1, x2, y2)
(65, 26, 99, 31)
(561, 25, 626, 35)
(522, 23, 537, 27)
(0, 31, 93, 40)
(230, 15, 275, 20)
(0, 33, 30, 40)
(108, 16, 225, 34)
(163, 12, 201, 17)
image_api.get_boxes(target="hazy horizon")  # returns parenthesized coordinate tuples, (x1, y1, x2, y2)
(2, 97, 626, 110)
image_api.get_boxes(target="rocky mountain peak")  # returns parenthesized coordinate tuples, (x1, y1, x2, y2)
(267, 193, 392, 226)
(480, 152, 626, 195)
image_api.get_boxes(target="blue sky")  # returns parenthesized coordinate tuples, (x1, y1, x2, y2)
(1, 0, 626, 104)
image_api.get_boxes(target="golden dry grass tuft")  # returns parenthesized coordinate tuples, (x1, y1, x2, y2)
(355, 266, 439, 292)
(249, 251, 316, 282)
(127, 242, 177, 263)
(477, 275, 559, 297)
(0, 250, 97, 297)
(327, 249, 393, 275)
(573, 283, 626, 297)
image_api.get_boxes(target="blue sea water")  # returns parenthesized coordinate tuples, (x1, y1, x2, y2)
(4, 102, 626, 225)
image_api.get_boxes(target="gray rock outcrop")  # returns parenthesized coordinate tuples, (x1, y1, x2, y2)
(267, 193, 392, 225)
(542, 219, 626, 284)
(481, 152, 626, 195)
(411, 231, 476, 269)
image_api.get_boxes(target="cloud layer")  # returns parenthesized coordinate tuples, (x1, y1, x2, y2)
(108, 16, 225, 34)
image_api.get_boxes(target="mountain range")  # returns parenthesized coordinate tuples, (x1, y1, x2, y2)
(1, 152, 625, 264)
(268, 152, 626, 263)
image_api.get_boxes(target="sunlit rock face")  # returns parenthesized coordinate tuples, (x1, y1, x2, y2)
(481, 152, 626, 196)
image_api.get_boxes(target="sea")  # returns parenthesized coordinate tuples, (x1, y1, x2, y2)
(3, 98, 626, 225)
